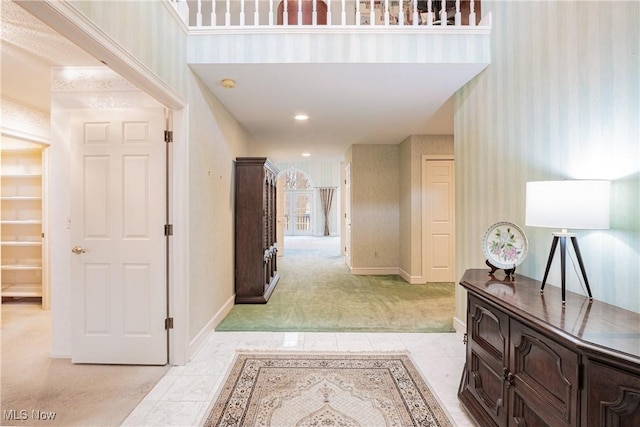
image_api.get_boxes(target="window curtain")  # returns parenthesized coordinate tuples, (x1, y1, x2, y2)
(319, 187, 335, 236)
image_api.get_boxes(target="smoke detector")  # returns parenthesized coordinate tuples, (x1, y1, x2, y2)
(221, 78, 236, 89)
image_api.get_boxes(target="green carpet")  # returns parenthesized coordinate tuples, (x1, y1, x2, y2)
(217, 236, 456, 333)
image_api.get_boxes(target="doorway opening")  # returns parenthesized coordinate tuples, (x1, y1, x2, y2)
(280, 168, 315, 236)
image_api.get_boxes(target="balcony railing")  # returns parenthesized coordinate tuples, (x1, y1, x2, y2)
(171, 0, 486, 29)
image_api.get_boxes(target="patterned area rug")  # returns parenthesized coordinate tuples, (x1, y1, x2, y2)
(202, 352, 452, 427)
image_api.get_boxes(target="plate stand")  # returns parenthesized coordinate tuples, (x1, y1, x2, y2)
(486, 259, 515, 280)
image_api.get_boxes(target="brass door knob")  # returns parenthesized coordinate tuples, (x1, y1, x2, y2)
(71, 246, 86, 254)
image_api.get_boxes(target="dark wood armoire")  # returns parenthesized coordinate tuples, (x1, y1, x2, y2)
(234, 157, 279, 303)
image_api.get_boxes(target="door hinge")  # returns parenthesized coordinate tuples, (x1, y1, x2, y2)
(165, 317, 174, 330)
(164, 130, 173, 143)
(164, 224, 173, 236)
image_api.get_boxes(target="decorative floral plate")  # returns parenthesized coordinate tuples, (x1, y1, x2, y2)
(482, 222, 528, 269)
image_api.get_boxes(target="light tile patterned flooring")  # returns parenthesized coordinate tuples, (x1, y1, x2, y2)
(123, 331, 475, 426)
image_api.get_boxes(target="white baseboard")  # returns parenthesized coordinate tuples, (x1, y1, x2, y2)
(350, 267, 399, 275)
(50, 353, 71, 359)
(398, 268, 426, 284)
(188, 294, 235, 360)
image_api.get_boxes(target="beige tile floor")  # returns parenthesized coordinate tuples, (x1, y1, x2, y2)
(123, 331, 475, 426)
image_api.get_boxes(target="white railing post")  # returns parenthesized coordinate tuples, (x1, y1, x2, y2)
(326, 0, 332, 25)
(284, 0, 288, 25)
(255, 0, 260, 25)
(469, 0, 476, 26)
(412, 0, 418, 25)
(426, 0, 433, 26)
(225, 0, 231, 25)
(398, 0, 404, 26)
(269, 0, 274, 25)
(341, 0, 346, 24)
(384, 0, 389, 25)
(455, 0, 461, 26)
(313, 0, 317, 25)
(356, 0, 361, 26)
(298, 0, 302, 25)
(211, 0, 217, 26)
(197, 0, 203, 26)
(240, 0, 246, 26)
(440, 0, 447, 26)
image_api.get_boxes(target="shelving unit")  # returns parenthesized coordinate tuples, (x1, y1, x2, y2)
(1, 140, 44, 301)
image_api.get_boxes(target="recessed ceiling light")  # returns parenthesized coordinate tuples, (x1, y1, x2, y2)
(294, 114, 309, 121)
(302, 152, 311, 157)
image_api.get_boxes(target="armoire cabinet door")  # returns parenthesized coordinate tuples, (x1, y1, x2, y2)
(509, 320, 579, 427)
(466, 295, 510, 426)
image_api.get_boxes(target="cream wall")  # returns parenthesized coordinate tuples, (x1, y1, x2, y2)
(399, 135, 454, 282)
(349, 144, 400, 271)
(454, 1, 640, 322)
(187, 73, 259, 343)
(69, 0, 188, 97)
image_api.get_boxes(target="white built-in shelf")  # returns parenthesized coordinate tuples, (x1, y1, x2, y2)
(1, 196, 42, 201)
(1, 241, 42, 247)
(0, 220, 42, 225)
(2, 141, 45, 304)
(1, 283, 43, 297)
(0, 174, 42, 178)
(1, 148, 42, 153)
(1, 264, 43, 271)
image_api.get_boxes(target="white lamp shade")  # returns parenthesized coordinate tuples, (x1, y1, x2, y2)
(525, 180, 611, 230)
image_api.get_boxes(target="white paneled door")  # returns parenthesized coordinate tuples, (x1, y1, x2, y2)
(71, 109, 167, 365)
(422, 159, 455, 282)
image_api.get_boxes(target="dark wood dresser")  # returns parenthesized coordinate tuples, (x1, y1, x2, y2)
(458, 269, 640, 427)
(234, 157, 279, 303)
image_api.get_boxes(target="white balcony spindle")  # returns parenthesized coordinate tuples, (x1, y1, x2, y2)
(342, 0, 346, 24)
(196, 0, 203, 26)
(326, 0, 332, 25)
(440, 0, 447, 26)
(283, 0, 288, 25)
(426, 0, 433, 26)
(225, 0, 230, 26)
(313, 0, 317, 25)
(240, 0, 245, 25)
(398, 0, 404, 25)
(211, 0, 216, 26)
(269, 0, 274, 25)
(412, 0, 418, 25)
(254, 0, 259, 25)
(298, 0, 302, 25)
(455, 0, 461, 26)
(384, 0, 389, 25)
(469, 0, 476, 26)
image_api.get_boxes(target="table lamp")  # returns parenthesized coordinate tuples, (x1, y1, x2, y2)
(525, 180, 610, 306)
